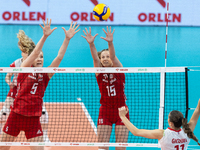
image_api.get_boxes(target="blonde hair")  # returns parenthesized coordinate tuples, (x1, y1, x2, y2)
(17, 30, 35, 55)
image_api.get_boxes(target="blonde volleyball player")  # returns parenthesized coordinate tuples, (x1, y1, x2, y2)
(0, 30, 51, 143)
(81, 26, 129, 150)
(0, 31, 32, 133)
(0, 19, 80, 150)
(119, 99, 200, 150)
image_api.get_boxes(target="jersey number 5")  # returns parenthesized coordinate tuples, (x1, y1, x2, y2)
(30, 83, 39, 94)
(174, 144, 185, 150)
(106, 85, 116, 96)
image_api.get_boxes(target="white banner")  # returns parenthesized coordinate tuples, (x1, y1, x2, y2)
(0, 0, 200, 26)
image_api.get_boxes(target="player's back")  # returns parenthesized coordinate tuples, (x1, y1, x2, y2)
(159, 127, 190, 150)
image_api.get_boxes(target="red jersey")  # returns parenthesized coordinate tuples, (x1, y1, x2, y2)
(12, 73, 50, 117)
(96, 73, 126, 108)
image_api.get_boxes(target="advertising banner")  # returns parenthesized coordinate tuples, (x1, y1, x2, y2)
(0, 0, 199, 26)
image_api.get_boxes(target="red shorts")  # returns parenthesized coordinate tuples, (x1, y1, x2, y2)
(98, 105, 130, 126)
(3, 111, 43, 139)
(7, 86, 17, 99)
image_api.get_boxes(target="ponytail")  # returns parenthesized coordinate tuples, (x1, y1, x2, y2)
(182, 118, 200, 146)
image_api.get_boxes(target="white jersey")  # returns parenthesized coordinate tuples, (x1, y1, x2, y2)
(159, 128, 190, 150)
(9, 58, 23, 86)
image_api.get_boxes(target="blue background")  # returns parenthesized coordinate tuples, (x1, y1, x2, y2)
(0, 25, 200, 149)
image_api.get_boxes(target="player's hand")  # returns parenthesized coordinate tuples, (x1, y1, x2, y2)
(62, 21, 80, 40)
(81, 27, 98, 44)
(118, 106, 128, 118)
(39, 18, 57, 37)
(101, 26, 115, 43)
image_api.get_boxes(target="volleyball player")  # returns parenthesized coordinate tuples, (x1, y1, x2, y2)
(118, 99, 200, 150)
(81, 26, 129, 150)
(0, 19, 80, 150)
(0, 30, 51, 143)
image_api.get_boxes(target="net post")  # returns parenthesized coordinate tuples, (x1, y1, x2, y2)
(158, 67, 166, 148)
(159, 68, 165, 129)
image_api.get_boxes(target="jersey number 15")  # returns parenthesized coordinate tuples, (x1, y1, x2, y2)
(106, 85, 116, 96)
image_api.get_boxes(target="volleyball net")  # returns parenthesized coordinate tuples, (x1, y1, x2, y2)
(0, 67, 188, 147)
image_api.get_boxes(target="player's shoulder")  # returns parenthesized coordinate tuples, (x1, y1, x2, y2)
(10, 58, 23, 67)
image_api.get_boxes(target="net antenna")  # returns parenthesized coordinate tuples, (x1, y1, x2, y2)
(165, 2, 169, 67)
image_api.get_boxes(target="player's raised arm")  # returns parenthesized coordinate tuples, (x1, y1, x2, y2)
(81, 27, 100, 67)
(101, 26, 122, 67)
(118, 106, 164, 140)
(21, 18, 57, 67)
(188, 99, 200, 132)
(5, 73, 14, 88)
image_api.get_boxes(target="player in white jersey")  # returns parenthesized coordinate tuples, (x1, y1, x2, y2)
(118, 99, 200, 150)
(0, 30, 51, 143)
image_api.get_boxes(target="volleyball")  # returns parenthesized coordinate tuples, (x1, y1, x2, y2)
(93, 3, 111, 21)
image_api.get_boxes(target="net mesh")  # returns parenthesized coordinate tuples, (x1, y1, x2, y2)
(0, 67, 188, 146)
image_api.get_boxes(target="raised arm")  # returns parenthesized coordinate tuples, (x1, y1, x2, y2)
(21, 18, 57, 67)
(188, 99, 200, 132)
(5, 73, 14, 88)
(48, 22, 80, 79)
(101, 26, 122, 67)
(118, 106, 164, 140)
(81, 27, 100, 67)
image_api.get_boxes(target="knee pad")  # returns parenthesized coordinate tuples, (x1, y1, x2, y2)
(40, 106, 49, 124)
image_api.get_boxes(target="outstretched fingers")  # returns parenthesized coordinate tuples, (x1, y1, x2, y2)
(42, 19, 46, 27)
(62, 27, 67, 32)
(39, 24, 44, 29)
(112, 28, 115, 34)
(75, 24, 80, 32)
(52, 27, 57, 32)
(75, 28, 80, 33)
(82, 30, 87, 36)
(72, 22, 77, 29)
(81, 35, 86, 39)
(70, 21, 73, 29)
(94, 33, 98, 38)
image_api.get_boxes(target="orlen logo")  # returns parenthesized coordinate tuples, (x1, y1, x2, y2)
(138, 0, 181, 23)
(2, 0, 46, 22)
(70, 0, 114, 22)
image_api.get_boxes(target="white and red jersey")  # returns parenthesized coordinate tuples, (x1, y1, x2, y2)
(10, 58, 23, 86)
(159, 127, 190, 150)
(96, 73, 126, 108)
(12, 73, 50, 117)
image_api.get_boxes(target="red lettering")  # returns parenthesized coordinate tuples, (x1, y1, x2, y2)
(81, 12, 88, 21)
(29, 12, 36, 21)
(138, 13, 147, 22)
(37, 12, 46, 21)
(2, 12, 11, 21)
(108, 13, 114, 21)
(138, 13, 181, 23)
(71, 12, 79, 21)
(90, 13, 96, 21)
(13, 12, 20, 20)
(158, 13, 163, 22)
(22, 12, 28, 20)
(173, 14, 181, 22)
(149, 13, 156, 22)
(2, 11, 46, 21)
(71, 12, 114, 22)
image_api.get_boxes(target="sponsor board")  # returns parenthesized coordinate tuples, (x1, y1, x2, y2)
(0, 0, 200, 26)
